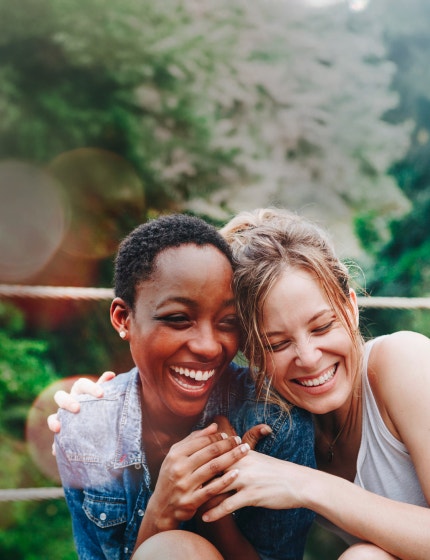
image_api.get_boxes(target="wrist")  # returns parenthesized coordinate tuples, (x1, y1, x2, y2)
(144, 501, 179, 533)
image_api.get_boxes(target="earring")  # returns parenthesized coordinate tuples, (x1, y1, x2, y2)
(119, 330, 126, 339)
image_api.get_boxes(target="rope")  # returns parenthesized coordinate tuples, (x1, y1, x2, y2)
(1, 284, 430, 309)
(0, 487, 64, 502)
(356, 296, 430, 309)
(0, 284, 114, 300)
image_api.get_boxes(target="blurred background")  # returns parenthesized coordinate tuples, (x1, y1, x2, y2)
(1, 0, 430, 557)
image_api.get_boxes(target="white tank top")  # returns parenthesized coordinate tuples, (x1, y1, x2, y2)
(317, 337, 428, 544)
(355, 336, 428, 506)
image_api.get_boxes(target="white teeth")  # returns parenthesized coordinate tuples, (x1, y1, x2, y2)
(298, 366, 336, 387)
(171, 367, 215, 382)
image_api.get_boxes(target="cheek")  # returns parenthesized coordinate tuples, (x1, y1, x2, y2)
(264, 352, 282, 379)
(224, 332, 240, 359)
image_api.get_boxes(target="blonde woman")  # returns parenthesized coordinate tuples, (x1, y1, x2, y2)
(202, 208, 430, 560)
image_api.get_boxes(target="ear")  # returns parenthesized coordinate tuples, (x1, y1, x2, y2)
(348, 288, 359, 328)
(110, 297, 131, 337)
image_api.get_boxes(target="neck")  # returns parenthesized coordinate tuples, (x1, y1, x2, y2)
(141, 399, 200, 450)
(313, 384, 362, 470)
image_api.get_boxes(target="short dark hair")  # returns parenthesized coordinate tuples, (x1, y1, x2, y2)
(114, 213, 233, 309)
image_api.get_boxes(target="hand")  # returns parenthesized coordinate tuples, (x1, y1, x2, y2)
(195, 415, 272, 516)
(202, 452, 305, 523)
(144, 423, 251, 532)
(213, 415, 272, 450)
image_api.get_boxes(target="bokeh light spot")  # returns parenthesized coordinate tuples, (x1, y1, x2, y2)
(0, 161, 66, 282)
(26, 375, 98, 482)
(48, 148, 145, 260)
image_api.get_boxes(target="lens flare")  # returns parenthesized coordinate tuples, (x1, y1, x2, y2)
(48, 148, 145, 260)
(26, 375, 98, 482)
(0, 161, 66, 282)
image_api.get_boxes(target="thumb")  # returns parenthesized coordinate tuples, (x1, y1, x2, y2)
(212, 415, 237, 437)
(242, 424, 272, 450)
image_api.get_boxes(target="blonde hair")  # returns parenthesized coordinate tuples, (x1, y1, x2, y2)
(221, 208, 363, 411)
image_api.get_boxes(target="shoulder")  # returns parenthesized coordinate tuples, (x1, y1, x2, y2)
(56, 369, 137, 447)
(367, 332, 430, 439)
(78, 367, 137, 402)
(369, 331, 430, 377)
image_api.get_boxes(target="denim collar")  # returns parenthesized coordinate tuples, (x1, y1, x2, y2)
(111, 368, 144, 469)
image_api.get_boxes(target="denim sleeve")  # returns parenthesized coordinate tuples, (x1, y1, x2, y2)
(232, 402, 316, 560)
(55, 428, 127, 560)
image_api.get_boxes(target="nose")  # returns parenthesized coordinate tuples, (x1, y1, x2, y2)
(187, 324, 222, 360)
(294, 337, 322, 369)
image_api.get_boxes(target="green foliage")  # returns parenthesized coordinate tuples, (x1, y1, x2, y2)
(0, 301, 78, 559)
(0, 303, 57, 436)
(355, 0, 430, 336)
(0, 499, 76, 560)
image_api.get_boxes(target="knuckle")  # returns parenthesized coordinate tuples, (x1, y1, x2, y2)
(208, 459, 222, 474)
(207, 441, 223, 458)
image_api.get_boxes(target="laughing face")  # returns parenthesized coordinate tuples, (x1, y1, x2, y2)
(114, 244, 239, 421)
(261, 267, 358, 415)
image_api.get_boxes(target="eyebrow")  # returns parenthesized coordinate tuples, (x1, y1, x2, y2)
(157, 296, 236, 310)
(265, 308, 333, 338)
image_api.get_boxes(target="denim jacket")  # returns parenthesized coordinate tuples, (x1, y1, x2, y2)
(55, 363, 315, 560)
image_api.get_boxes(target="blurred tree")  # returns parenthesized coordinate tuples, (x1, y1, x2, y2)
(356, 0, 430, 336)
(184, 0, 411, 260)
(0, 0, 256, 210)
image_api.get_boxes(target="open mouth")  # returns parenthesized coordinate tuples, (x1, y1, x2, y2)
(294, 364, 338, 387)
(170, 366, 216, 390)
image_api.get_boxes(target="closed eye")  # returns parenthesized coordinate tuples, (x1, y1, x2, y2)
(264, 339, 292, 353)
(155, 314, 192, 328)
(313, 321, 335, 334)
(219, 314, 240, 332)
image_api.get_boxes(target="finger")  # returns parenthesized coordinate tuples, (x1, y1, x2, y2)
(168, 433, 232, 465)
(212, 415, 237, 437)
(197, 471, 240, 516)
(47, 413, 61, 433)
(242, 424, 272, 450)
(196, 490, 235, 515)
(202, 490, 243, 522)
(54, 390, 81, 412)
(96, 371, 116, 384)
(190, 440, 250, 484)
(188, 422, 220, 439)
(174, 423, 227, 453)
(70, 377, 103, 397)
(51, 441, 56, 457)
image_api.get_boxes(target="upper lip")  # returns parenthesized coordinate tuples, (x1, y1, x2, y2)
(170, 365, 219, 382)
(293, 364, 338, 386)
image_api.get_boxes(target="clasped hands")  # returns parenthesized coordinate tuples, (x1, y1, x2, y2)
(47, 372, 272, 526)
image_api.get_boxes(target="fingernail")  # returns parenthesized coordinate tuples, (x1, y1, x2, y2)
(220, 432, 228, 440)
(261, 426, 272, 435)
(240, 443, 250, 453)
(234, 435, 242, 444)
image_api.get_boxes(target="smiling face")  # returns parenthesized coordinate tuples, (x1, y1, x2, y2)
(262, 267, 358, 415)
(114, 244, 239, 422)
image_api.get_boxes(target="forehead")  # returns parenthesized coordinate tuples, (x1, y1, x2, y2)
(263, 267, 329, 321)
(143, 244, 234, 297)
(154, 243, 231, 274)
